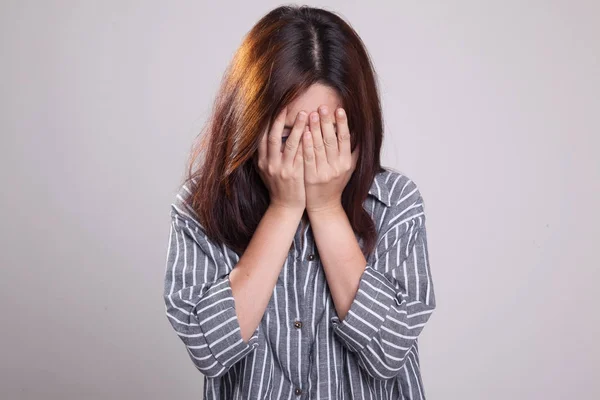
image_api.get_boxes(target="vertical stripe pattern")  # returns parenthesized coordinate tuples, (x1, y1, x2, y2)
(163, 167, 436, 399)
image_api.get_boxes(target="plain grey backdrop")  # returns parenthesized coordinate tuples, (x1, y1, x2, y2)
(1, 1, 598, 399)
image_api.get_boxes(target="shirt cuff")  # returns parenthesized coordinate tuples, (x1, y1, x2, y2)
(193, 274, 260, 367)
(330, 266, 404, 352)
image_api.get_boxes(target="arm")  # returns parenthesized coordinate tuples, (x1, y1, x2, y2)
(163, 202, 302, 378)
(310, 187, 436, 380)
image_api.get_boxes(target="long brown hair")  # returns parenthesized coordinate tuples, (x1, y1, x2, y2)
(181, 5, 385, 257)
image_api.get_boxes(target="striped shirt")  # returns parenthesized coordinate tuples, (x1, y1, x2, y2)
(163, 167, 436, 399)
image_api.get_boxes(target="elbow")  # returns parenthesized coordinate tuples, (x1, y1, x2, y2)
(366, 359, 406, 381)
(165, 311, 231, 379)
(359, 357, 405, 381)
(361, 355, 410, 381)
(357, 338, 416, 380)
(163, 305, 229, 379)
(186, 347, 229, 378)
(164, 304, 259, 379)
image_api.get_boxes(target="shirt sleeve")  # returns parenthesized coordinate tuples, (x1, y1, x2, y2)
(330, 186, 436, 380)
(163, 205, 261, 378)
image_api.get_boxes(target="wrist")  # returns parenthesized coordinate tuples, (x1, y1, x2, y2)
(268, 203, 305, 219)
(306, 202, 345, 218)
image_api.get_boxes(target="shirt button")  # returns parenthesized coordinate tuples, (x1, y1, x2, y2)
(294, 320, 302, 329)
(307, 254, 315, 261)
(294, 387, 302, 395)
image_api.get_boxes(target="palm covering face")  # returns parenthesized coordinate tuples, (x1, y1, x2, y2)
(257, 106, 307, 211)
(257, 105, 358, 211)
(301, 105, 358, 213)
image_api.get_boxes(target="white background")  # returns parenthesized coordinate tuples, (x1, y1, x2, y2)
(1, 1, 598, 399)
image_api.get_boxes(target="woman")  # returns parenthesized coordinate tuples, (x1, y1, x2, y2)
(163, 5, 436, 399)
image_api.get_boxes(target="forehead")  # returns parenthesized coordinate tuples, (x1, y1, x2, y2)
(284, 83, 343, 124)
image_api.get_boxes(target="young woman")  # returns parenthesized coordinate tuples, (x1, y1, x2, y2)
(163, 5, 436, 399)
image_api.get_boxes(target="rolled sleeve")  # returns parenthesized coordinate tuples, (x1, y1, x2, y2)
(329, 213, 436, 380)
(164, 205, 261, 378)
(193, 275, 260, 367)
(330, 266, 401, 352)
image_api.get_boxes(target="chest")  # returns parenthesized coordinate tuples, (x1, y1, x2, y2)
(264, 220, 364, 339)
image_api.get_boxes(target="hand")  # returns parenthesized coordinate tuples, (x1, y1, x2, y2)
(302, 106, 359, 213)
(257, 106, 307, 212)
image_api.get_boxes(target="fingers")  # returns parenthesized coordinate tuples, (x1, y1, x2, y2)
(317, 105, 339, 165)
(302, 126, 317, 179)
(282, 110, 307, 166)
(293, 127, 305, 169)
(335, 107, 351, 167)
(267, 106, 287, 165)
(308, 110, 326, 171)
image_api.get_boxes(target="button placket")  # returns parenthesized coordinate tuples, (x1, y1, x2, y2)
(291, 219, 313, 397)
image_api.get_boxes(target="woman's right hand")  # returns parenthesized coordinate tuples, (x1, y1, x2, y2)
(257, 107, 308, 211)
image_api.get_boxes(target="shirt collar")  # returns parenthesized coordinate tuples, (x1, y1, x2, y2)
(367, 174, 392, 207)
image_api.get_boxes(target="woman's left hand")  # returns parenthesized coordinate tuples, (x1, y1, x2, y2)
(302, 105, 359, 214)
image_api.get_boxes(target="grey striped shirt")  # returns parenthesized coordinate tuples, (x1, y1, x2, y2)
(163, 167, 436, 399)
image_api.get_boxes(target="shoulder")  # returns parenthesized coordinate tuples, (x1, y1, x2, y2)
(168, 179, 229, 255)
(169, 178, 203, 229)
(376, 166, 427, 230)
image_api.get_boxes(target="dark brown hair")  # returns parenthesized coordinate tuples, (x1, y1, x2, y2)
(181, 5, 385, 257)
